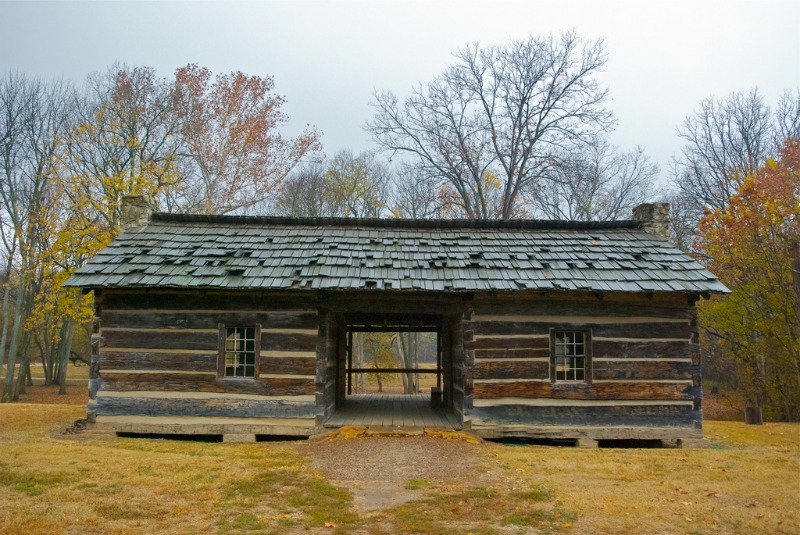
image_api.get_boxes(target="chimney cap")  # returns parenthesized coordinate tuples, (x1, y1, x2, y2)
(120, 194, 154, 233)
(632, 202, 670, 241)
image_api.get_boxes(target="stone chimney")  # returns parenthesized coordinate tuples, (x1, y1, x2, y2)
(633, 202, 670, 241)
(120, 194, 153, 233)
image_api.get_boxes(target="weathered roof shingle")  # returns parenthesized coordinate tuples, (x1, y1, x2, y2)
(64, 214, 729, 294)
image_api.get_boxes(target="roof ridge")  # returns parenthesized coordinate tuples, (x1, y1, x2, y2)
(149, 213, 644, 231)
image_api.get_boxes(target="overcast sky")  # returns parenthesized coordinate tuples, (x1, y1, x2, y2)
(2, 0, 798, 184)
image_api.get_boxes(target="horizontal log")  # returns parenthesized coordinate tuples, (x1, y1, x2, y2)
(102, 330, 218, 351)
(468, 321, 690, 339)
(474, 348, 549, 359)
(95, 416, 318, 436)
(467, 336, 549, 351)
(472, 293, 693, 317)
(470, 314, 690, 324)
(102, 329, 322, 355)
(261, 356, 317, 376)
(261, 332, 319, 352)
(473, 360, 549, 380)
(102, 311, 318, 330)
(593, 340, 692, 359)
(467, 403, 699, 427)
(472, 381, 698, 401)
(327, 295, 469, 316)
(101, 290, 317, 311)
(95, 396, 320, 418)
(99, 354, 323, 377)
(97, 390, 316, 401)
(469, 425, 703, 440)
(100, 372, 316, 396)
(98, 351, 216, 372)
(593, 360, 694, 381)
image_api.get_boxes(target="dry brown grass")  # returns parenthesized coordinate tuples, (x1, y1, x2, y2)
(13, 384, 88, 406)
(482, 422, 799, 534)
(2, 363, 90, 381)
(0, 400, 797, 534)
(1, 363, 88, 406)
(0, 405, 359, 535)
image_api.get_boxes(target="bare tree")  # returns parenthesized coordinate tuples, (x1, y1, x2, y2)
(671, 87, 799, 245)
(776, 89, 800, 144)
(527, 139, 659, 221)
(673, 88, 785, 214)
(274, 150, 390, 218)
(0, 73, 73, 400)
(663, 189, 702, 252)
(391, 163, 445, 219)
(273, 163, 329, 217)
(367, 31, 613, 219)
(674, 89, 770, 212)
(323, 150, 390, 218)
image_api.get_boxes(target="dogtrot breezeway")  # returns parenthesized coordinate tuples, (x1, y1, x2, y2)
(323, 309, 467, 432)
(324, 393, 461, 429)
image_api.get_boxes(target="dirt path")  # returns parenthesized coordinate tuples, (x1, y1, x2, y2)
(295, 429, 484, 511)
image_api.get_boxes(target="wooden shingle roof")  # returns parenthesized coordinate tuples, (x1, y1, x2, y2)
(64, 214, 729, 294)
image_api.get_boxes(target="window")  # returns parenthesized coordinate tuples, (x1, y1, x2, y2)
(219, 325, 260, 378)
(551, 329, 590, 382)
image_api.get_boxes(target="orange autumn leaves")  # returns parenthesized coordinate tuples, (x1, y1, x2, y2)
(173, 64, 321, 214)
(696, 138, 800, 420)
(698, 138, 799, 283)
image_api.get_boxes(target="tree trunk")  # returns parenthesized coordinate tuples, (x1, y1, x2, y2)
(0, 280, 13, 378)
(1, 276, 26, 402)
(15, 356, 29, 396)
(791, 241, 800, 391)
(21, 332, 32, 389)
(354, 334, 365, 394)
(57, 316, 75, 395)
(396, 333, 418, 394)
(36, 336, 52, 386)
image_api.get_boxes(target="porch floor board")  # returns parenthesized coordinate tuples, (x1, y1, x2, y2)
(325, 393, 460, 429)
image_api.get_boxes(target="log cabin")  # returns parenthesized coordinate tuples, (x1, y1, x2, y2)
(64, 196, 728, 446)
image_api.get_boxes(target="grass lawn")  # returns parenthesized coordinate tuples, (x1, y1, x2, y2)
(0, 398, 797, 534)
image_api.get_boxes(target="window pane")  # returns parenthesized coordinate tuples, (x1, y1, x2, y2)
(553, 330, 588, 382)
(224, 327, 258, 378)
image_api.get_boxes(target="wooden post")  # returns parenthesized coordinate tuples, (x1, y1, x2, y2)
(346, 329, 352, 396)
(436, 330, 442, 390)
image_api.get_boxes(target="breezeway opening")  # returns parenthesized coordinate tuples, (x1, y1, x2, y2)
(325, 315, 462, 430)
(345, 329, 441, 398)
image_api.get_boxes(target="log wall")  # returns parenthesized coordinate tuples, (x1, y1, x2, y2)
(464, 291, 703, 440)
(89, 289, 324, 436)
(86, 288, 705, 441)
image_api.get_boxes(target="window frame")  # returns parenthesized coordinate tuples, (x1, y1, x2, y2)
(218, 324, 261, 379)
(549, 328, 592, 384)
